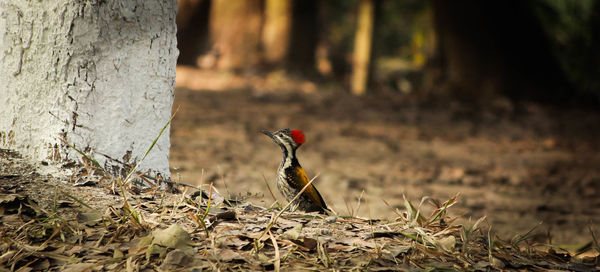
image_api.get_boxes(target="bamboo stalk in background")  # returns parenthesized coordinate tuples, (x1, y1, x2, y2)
(351, 0, 375, 96)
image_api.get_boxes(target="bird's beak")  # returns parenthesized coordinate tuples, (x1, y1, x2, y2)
(261, 130, 275, 139)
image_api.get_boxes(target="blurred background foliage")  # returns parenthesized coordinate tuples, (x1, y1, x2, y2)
(536, 0, 600, 98)
(176, 0, 600, 106)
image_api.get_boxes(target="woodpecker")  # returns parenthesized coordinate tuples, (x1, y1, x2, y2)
(262, 129, 329, 214)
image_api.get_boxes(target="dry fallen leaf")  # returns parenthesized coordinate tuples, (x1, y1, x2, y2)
(436, 235, 456, 252)
(61, 263, 100, 272)
(151, 224, 192, 250)
(76, 212, 102, 227)
(159, 249, 196, 270)
(217, 248, 244, 262)
(283, 224, 303, 240)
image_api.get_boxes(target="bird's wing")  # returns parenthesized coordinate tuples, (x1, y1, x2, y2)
(293, 167, 328, 209)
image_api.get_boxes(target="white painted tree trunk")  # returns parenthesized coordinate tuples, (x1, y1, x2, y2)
(0, 1, 178, 179)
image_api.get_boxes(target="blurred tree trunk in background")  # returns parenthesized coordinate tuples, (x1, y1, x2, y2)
(210, 0, 263, 71)
(262, 0, 293, 67)
(177, 0, 211, 66)
(585, 1, 600, 95)
(351, 0, 375, 96)
(288, 0, 318, 75)
(425, 0, 570, 104)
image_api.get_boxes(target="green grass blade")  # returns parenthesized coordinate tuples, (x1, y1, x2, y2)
(123, 106, 179, 185)
(59, 138, 105, 172)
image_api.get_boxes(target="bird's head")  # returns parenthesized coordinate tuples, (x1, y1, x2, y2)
(262, 128, 305, 152)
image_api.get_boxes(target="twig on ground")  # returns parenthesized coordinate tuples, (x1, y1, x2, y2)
(268, 230, 281, 272)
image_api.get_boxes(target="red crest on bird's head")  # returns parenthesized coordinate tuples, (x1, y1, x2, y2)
(290, 129, 305, 145)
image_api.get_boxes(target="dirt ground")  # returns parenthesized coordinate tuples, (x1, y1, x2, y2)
(5, 149, 598, 271)
(1, 83, 599, 271)
(170, 86, 600, 246)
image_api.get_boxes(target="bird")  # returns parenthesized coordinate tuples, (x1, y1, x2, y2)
(262, 128, 329, 214)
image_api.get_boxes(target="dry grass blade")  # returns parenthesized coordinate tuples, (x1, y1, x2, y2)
(59, 138, 105, 172)
(343, 196, 353, 217)
(381, 198, 402, 217)
(511, 221, 543, 247)
(403, 195, 427, 225)
(188, 182, 214, 237)
(589, 225, 600, 253)
(398, 231, 424, 244)
(472, 216, 487, 231)
(317, 238, 331, 268)
(268, 230, 281, 272)
(58, 188, 92, 209)
(354, 190, 365, 217)
(123, 203, 144, 230)
(261, 173, 277, 202)
(200, 182, 214, 236)
(461, 216, 487, 256)
(40, 221, 66, 248)
(425, 194, 458, 226)
(122, 106, 179, 187)
(256, 173, 321, 245)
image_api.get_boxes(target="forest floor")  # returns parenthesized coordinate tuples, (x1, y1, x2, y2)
(1, 148, 599, 271)
(1, 71, 600, 270)
(170, 77, 600, 247)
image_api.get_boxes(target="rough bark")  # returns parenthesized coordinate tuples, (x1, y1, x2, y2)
(0, 1, 178, 178)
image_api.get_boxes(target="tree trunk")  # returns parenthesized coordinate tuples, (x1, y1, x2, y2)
(351, 0, 375, 95)
(288, 0, 318, 75)
(426, 0, 570, 103)
(177, 0, 211, 66)
(584, 1, 600, 95)
(0, 1, 178, 179)
(210, 0, 263, 71)
(262, 0, 293, 67)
